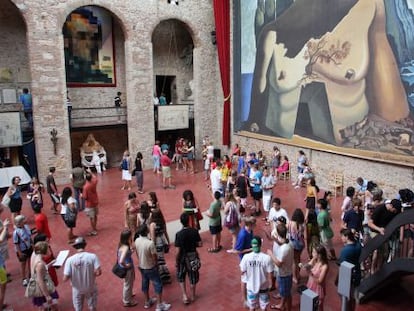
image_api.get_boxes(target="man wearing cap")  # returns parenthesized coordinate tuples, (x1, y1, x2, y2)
(63, 237, 102, 311)
(231, 216, 256, 308)
(240, 235, 274, 311)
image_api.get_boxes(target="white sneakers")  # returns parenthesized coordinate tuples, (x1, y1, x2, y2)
(155, 302, 171, 311)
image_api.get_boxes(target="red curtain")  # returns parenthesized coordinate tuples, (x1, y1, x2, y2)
(213, 0, 231, 146)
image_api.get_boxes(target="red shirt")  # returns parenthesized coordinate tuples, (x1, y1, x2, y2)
(35, 213, 51, 239)
(160, 154, 172, 167)
(83, 175, 99, 207)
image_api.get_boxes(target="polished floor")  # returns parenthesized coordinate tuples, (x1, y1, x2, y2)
(2, 162, 414, 310)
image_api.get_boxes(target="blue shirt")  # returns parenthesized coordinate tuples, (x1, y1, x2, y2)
(235, 227, 253, 260)
(237, 157, 246, 174)
(159, 96, 167, 105)
(356, 179, 368, 193)
(13, 225, 32, 252)
(252, 170, 262, 193)
(20, 93, 32, 111)
(339, 242, 362, 285)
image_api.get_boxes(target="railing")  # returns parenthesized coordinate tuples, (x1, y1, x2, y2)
(356, 208, 414, 302)
(71, 106, 128, 127)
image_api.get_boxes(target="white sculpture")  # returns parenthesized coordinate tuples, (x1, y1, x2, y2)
(80, 134, 107, 173)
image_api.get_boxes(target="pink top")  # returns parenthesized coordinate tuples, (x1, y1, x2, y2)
(306, 263, 326, 300)
(277, 161, 289, 173)
(152, 144, 161, 157)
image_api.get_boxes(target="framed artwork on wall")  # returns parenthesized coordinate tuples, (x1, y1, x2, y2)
(233, 0, 414, 167)
(63, 6, 116, 86)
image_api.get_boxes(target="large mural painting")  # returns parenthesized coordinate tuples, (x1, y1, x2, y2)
(234, 0, 414, 166)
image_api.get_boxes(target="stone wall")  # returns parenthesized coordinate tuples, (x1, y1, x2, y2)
(233, 135, 414, 198)
(1, 0, 220, 184)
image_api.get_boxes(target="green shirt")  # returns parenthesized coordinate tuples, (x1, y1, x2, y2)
(317, 209, 334, 239)
(208, 200, 222, 227)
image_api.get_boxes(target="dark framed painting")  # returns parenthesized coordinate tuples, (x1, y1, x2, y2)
(233, 0, 414, 167)
(63, 6, 116, 86)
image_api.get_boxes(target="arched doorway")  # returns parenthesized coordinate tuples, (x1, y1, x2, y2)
(152, 19, 194, 151)
(0, 0, 37, 179)
(62, 5, 128, 168)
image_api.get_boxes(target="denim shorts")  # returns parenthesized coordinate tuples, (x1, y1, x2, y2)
(139, 266, 162, 294)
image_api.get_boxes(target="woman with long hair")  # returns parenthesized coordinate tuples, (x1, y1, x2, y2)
(300, 245, 329, 311)
(6, 176, 23, 225)
(223, 192, 239, 251)
(134, 152, 144, 194)
(121, 150, 133, 191)
(138, 201, 151, 227)
(149, 209, 171, 284)
(288, 208, 305, 284)
(304, 178, 319, 221)
(182, 190, 201, 230)
(30, 241, 59, 310)
(117, 229, 137, 307)
(306, 209, 320, 259)
(147, 192, 160, 213)
(60, 187, 77, 244)
(124, 192, 140, 237)
(27, 177, 44, 211)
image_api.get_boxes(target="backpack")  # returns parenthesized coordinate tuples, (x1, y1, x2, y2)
(225, 202, 238, 228)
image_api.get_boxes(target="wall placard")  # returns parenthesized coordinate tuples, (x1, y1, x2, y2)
(158, 105, 189, 131)
(0, 112, 22, 147)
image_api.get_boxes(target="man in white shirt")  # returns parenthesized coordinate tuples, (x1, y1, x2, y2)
(268, 198, 289, 229)
(261, 167, 275, 221)
(240, 236, 274, 311)
(63, 237, 101, 311)
(210, 161, 223, 196)
(267, 224, 294, 311)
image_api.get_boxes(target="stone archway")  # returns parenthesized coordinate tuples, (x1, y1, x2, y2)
(0, 1, 38, 176)
(152, 19, 195, 148)
(61, 5, 129, 167)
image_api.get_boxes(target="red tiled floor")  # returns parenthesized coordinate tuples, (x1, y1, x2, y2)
(2, 161, 414, 310)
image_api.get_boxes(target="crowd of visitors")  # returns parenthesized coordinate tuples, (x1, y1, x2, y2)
(0, 140, 412, 311)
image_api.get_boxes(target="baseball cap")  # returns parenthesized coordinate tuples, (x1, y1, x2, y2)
(72, 237, 87, 248)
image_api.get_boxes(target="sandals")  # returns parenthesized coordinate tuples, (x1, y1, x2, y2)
(208, 248, 219, 253)
(208, 245, 223, 253)
(124, 300, 138, 307)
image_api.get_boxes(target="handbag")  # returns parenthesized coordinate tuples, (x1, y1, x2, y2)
(25, 271, 55, 298)
(112, 263, 127, 278)
(1, 193, 10, 208)
(112, 250, 127, 278)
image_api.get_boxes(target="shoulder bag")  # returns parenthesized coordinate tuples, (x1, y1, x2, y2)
(112, 250, 127, 279)
(1, 193, 10, 208)
(25, 266, 55, 298)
